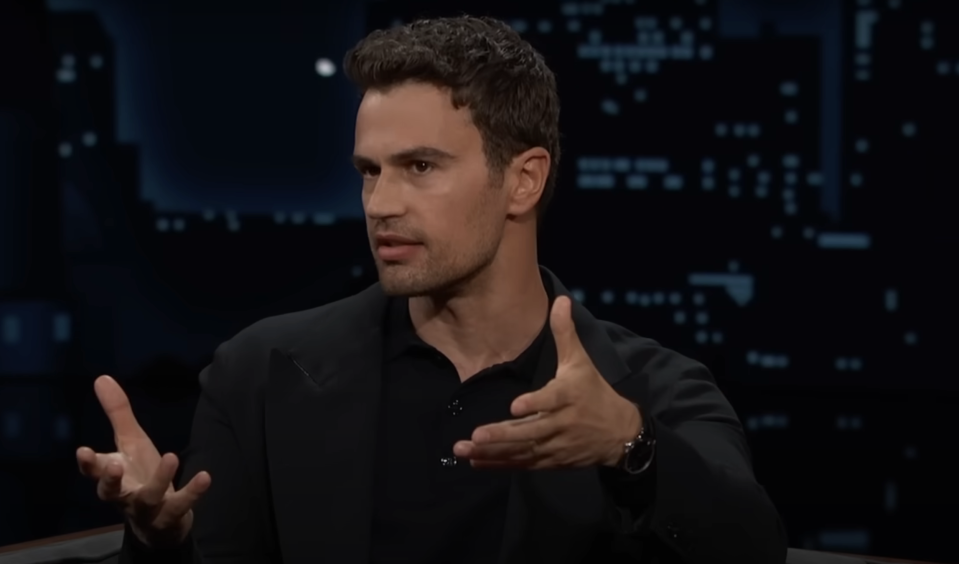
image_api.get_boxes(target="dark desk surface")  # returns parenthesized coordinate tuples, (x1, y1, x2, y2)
(0, 524, 124, 555)
(0, 528, 946, 564)
(833, 553, 943, 564)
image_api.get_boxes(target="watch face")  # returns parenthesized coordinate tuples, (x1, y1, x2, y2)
(625, 439, 655, 473)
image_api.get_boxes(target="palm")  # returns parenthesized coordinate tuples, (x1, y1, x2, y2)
(116, 436, 166, 497)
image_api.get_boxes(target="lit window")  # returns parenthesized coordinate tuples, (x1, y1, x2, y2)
(53, 313, 71, 343)
(56, 68, 76, 83)
(3, 412, 20, 440)
(2, 315, 21, 345)
(54, 414, 72, 441)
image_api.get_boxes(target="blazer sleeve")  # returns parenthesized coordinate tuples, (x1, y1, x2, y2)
(608, 355, 788, 564)
(118, 340, 264, 564)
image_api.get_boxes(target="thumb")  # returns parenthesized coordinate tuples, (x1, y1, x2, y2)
(94, 375, 146, 442)
(550, 296, 584, 366)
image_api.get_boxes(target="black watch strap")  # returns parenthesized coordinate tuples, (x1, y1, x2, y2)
(618, 405, 656, 475)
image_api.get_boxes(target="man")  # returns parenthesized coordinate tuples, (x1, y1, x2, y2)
(77, 16, 787, 564)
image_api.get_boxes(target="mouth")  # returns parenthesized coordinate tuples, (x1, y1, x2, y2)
(374, 234, 421, 248)
(373, 233, 423, 262)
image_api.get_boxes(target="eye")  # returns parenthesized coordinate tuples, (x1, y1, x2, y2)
(410, 161, 433, 175)
(358, 166, 380, 178)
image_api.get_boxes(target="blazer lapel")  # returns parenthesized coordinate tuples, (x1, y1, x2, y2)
(499, 268, 634, 564)
(265, 285, 389, 564)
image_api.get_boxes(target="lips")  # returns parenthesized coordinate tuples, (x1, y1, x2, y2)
(373, 233, 422, 262)
(374, 233, 420, 247)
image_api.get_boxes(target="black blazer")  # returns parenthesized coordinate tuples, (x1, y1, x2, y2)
(119, 269, 787, 564)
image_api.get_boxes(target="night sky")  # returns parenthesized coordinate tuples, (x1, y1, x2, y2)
(48, 0, 368, 218)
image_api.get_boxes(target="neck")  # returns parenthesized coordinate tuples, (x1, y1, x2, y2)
(409, 251, 548, 372)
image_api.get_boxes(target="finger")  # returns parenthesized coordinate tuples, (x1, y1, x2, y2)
(137, 453, 180, 508)
(454, 439, 539, 462)
(471, 413, 556, 444)
(96, 460, 125, 502)
(159, 471, 212, 523)
(77, 447, 102, 478)
(510, 382, 572, 417)
(78, 448, 124, 481)
(550, 296, 585, 366)
(94, 375, 147, 442)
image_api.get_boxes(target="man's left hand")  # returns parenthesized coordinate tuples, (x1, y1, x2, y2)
(453, 296, 642, 470)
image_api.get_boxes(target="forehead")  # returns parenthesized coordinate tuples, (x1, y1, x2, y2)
(354, 82, 480, 157)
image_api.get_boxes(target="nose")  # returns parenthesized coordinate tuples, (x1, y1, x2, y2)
(363, 172, 406, 220)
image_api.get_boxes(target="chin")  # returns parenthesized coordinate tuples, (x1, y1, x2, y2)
(376, 264, 436, 297)
(376, 261, 488, 299)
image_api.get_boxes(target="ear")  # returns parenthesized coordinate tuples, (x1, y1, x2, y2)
(505, 147, 551, 217)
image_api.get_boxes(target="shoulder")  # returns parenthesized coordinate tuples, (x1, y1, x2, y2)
(596, 319, 738, 426)
(597, 319, 707, 378)
(203, 287, 380, 388)
(229, 298, 351, 350)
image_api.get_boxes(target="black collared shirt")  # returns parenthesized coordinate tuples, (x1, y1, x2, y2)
(368, 291, 556, 564)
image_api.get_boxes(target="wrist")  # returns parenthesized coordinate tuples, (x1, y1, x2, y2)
(130, 511, 193, 549)
(602, 400, 643, 467)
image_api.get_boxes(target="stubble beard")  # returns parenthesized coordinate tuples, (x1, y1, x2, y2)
(376, 234, 500, 298)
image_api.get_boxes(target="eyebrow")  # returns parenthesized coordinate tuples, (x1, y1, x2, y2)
(351, 146, 457, 169)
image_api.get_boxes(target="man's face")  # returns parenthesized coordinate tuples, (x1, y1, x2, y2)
(353, 82, 508, 297)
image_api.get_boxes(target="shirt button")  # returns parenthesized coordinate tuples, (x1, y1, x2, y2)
(448, 399, 464, 416)
(439, 456, 458, 467)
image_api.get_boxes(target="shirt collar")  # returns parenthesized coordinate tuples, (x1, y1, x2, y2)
(384, 271, 558, 378)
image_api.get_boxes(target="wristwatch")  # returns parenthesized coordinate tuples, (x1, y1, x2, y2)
(617, 405, 656, 475)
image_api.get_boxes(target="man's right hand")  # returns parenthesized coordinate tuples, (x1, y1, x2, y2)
(77, 375, 211, 548)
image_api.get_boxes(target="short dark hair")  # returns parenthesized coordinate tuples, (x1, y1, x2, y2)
(343, 15, 561, 218)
